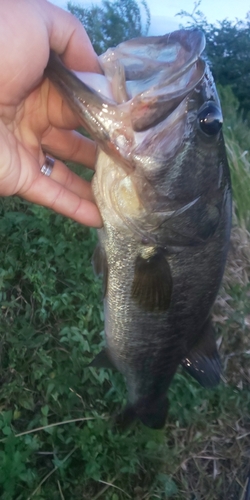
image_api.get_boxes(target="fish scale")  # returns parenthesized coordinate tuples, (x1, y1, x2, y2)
(45, 29, 232, 429)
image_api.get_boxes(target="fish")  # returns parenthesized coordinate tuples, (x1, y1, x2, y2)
(45, 29, 232, 429)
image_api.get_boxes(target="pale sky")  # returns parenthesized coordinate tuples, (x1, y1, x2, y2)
(50, 0, 249, 35)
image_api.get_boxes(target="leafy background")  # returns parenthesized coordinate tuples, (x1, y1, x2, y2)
(0, 1, 250, 499)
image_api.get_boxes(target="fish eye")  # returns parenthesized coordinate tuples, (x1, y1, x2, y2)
(198, 101, 223, 136)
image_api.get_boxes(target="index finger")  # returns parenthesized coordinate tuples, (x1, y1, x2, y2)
(45, 1, 101, 73)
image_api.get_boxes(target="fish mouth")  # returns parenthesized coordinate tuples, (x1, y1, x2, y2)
(45, 30, 206, 164)
(129, 57, 205, 132)
(100, 29, 206, 100)
(99, 29, 206, 132)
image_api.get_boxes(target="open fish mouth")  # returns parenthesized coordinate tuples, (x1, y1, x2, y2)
(87, 29, 206, 103)
(98, 29, 206, 131)
(46, 30, 206, 160)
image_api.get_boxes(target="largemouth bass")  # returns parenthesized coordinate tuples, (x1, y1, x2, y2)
(45, 30, 232, 429)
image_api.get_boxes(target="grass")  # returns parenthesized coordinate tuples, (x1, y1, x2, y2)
(0, 102, 250, 499)
(224, 135, 250, 230)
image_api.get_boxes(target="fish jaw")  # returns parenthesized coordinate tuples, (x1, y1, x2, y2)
(45, 30, 206, 172)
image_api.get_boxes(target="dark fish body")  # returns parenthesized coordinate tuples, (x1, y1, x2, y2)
(45, 30, 232, 429)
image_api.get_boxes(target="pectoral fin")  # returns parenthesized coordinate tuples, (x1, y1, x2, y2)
(92, 244, 108, 298)
(131, 248, 172, 312)
(88, 348, 115, 370)
(181, 319, 221, 388)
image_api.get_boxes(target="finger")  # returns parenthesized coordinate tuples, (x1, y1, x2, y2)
(44, 157, 95, 200)
(45, 1, 102, 73)
(42, 128, 97, 170)
(19, 172, 102, 227)
(42, 75, 95, 135)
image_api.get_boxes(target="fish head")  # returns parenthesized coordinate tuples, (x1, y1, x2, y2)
(45, 31, 224, 223)
(45, 31, 225, 235)
(89, 30, 226, 243)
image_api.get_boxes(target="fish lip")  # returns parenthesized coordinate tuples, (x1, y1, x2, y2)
(103, 29, 206, 87)
(166, 29, 205, 57)
(156, 30, 206, 88)
(95, 30, 206, 122)
(125, 30, 206, 132)
(130, 57, 206, 133)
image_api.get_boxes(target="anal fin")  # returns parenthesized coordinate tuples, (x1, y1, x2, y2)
(88, 348, 115, 370)
(181, 318, 221, 388)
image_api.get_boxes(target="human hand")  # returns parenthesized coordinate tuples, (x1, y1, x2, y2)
(0, 0, 102, 227)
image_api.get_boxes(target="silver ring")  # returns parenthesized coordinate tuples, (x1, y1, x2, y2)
(40, 155, 55, 176)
